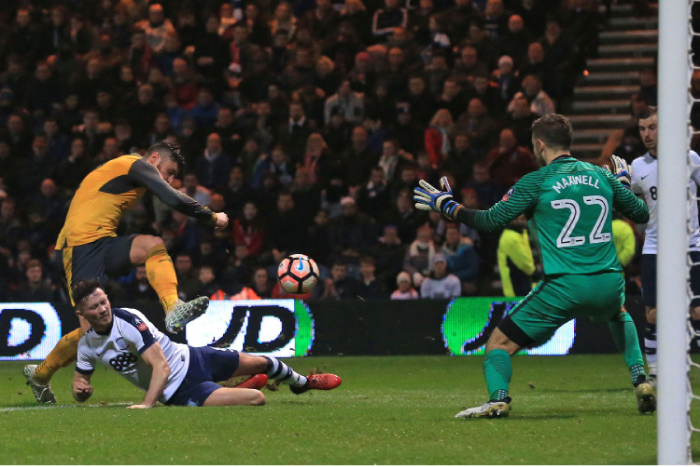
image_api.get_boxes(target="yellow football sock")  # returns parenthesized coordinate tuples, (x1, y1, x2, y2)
(145, 243, 179, 313)
(34, 328, 85, 384)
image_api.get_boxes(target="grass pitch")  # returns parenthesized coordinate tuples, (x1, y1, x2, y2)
(0, 355, 673, 464)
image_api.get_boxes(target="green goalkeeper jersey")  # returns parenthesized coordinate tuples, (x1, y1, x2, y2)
(457, 156, 649, 276)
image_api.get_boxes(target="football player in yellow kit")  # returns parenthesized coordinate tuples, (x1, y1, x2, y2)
(24, 141, 228, 404)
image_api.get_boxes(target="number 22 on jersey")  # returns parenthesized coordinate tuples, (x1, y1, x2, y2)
(551, 196, 611, 248)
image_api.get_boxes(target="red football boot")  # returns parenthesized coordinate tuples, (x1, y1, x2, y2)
(290, 373, 342, 394)
(234, 374, 268, 390)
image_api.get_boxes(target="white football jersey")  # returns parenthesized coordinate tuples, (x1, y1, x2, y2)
(76, 308, 190, 403)
(630, 151, 700, 254)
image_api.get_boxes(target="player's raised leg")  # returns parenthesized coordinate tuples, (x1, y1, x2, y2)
(130, 235, 209, 333)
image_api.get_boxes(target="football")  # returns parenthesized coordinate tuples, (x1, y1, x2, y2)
(277, 254, 320, 294)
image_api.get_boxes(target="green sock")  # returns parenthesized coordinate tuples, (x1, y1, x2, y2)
(484, 349, 512, 401)
(608, 312, 646, 385)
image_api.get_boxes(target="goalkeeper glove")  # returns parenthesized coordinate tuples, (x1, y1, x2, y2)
(607, 154, 632, 188)
(413, 177, 461, 219)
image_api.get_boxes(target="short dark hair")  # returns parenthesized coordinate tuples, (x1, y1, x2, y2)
(145, 141, 185, 168)
(72, 279, 102, 307)
(531, 114, 573, 150)
(638, 105, 658, 120)
(359, 255, 375, 266)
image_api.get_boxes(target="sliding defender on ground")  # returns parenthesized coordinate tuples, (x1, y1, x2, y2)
(628, 106, 700, 386)
(25, 142, 228, 404)
(71, 279, 341, 408)
(414, 114, 655, 418)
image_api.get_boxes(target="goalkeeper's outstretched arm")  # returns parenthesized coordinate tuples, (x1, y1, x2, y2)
(414, 174, 539, 232)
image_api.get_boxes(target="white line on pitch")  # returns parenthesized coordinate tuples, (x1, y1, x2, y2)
(0, 402, 133, 412)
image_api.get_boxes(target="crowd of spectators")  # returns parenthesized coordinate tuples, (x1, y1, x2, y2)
(0, 0, 606, 302)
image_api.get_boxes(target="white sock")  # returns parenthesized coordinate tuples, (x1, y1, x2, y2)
(264, 357, 308, 387)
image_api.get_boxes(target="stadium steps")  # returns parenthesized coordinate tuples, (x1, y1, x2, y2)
(574, 85, 641, 100)
(572, 99, 630, 113)
(598, 43, 657, 58)
(570, 2, 658, 162)
(579, 71, 640, 86)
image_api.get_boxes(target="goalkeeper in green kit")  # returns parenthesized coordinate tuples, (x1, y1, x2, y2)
(414, 114, 656, 418)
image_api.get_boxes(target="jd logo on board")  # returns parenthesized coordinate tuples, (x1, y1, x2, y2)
(185, 300, 314, 357)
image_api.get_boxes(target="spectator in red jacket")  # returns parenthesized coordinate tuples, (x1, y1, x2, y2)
(484, 127, 538, 188)
(424, 108, 454, 168)
(232, 201, 267, 256)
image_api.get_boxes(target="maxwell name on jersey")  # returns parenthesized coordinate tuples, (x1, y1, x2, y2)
(551, 174, 600, 194)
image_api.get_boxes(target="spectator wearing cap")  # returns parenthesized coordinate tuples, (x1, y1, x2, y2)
(424, 108, 454, 168)
(324, 79, 365, 126)
(493, 56, 519, 108)
(358, 256, 388, 299)
(484, 128, 537, 188)
(329, 196, 377, 260)
(420, 253, 461, 299)
(372, 0, 408, 42)
(391, 271, 419, 299)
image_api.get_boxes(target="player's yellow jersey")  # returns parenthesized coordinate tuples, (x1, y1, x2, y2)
(56, 154, 216, 250)
(56, 155, 146, 249)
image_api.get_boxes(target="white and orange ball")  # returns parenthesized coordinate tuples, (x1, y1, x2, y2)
(277, 254, 320, 294)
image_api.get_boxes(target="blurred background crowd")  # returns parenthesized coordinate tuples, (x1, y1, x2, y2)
(0, 0, 649, 303)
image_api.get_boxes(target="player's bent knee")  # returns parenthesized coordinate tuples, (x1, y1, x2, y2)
(235, 353, 268, 376)
(130, 235, 164, 264)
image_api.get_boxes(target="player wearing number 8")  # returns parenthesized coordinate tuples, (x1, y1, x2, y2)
(414, 114, 654, 418)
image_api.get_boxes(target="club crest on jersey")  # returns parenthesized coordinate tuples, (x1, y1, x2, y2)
(116, 337, 127, 350)
(502, 187, 514, 202)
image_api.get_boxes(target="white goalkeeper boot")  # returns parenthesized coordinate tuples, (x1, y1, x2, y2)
(23, 365, 56, 404)
(455, 397, 511, 418)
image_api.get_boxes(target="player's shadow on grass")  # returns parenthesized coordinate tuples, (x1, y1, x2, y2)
(507, 414, 578, 420)
(544, 387, 630, 394)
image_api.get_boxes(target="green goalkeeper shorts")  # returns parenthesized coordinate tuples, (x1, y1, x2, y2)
(498, 272, 625, 347)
